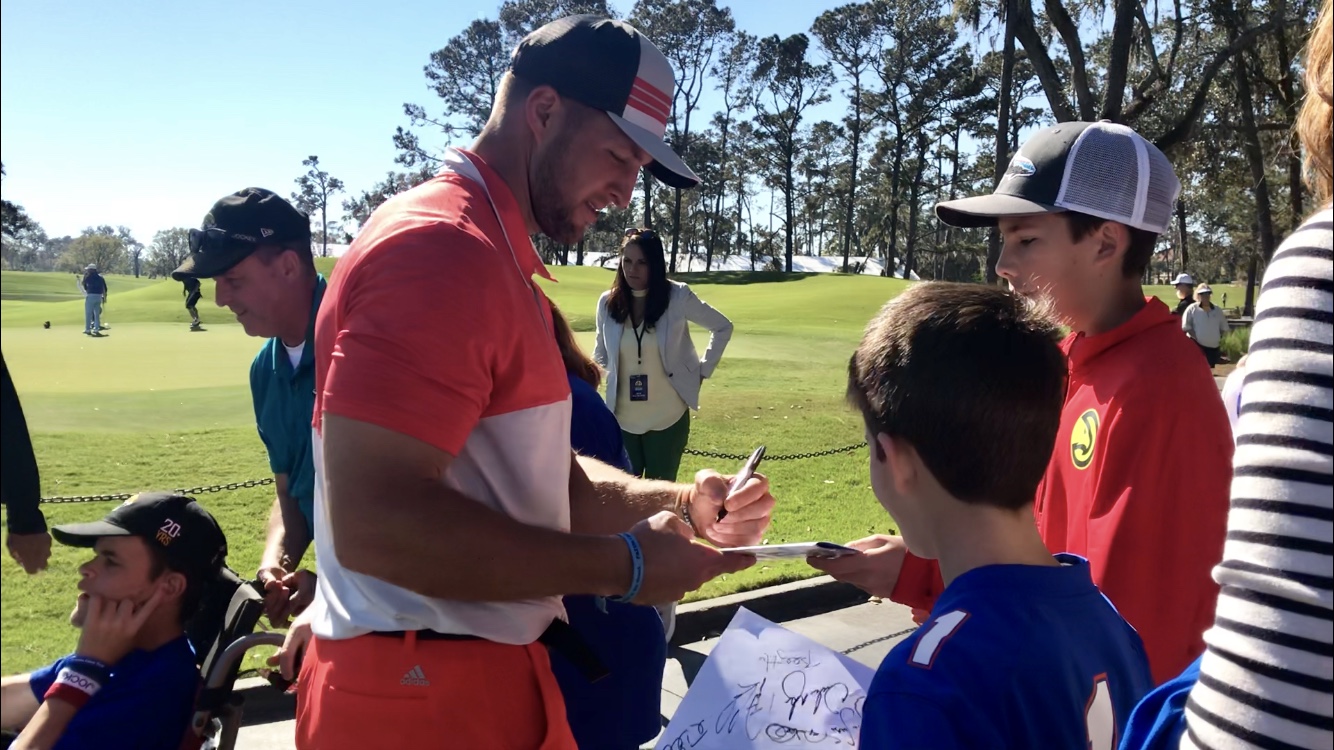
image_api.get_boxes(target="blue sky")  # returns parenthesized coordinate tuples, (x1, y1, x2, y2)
(1, 0, 852, 244)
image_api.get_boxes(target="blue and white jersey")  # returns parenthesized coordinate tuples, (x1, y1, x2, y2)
(861, 555, 1153, 749)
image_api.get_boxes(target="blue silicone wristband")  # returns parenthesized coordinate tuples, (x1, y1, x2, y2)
(610, 532, 644, 603)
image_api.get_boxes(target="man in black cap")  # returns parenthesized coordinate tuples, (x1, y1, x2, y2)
(0, 492, 228, 750)
(172, 188, 323, 629)
(287, 14, 773, 749)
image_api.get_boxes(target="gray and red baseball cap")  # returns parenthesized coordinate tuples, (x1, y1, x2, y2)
(510, 15, 700, 190)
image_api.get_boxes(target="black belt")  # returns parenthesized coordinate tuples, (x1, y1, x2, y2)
(373, 618, 609, 683)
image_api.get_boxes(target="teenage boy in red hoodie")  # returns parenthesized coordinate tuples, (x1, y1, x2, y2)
(813, 121, 1233, 684)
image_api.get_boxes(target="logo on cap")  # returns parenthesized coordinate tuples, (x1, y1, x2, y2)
(1004, 156, 1036, 182)
(260, 228, 274, 238)
(157, 518, 182, 546)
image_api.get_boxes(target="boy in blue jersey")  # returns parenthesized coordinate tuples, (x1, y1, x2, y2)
(0, 492, 228, 750)
(846, 283, 1153, 749)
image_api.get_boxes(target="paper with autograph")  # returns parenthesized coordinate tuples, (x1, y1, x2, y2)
(657, 607, 874, 749)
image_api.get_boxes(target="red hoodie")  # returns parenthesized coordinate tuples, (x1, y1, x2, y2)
(891, 298, 1233, 684)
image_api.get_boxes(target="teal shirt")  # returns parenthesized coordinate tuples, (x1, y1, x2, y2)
(249, 275, 325, 532)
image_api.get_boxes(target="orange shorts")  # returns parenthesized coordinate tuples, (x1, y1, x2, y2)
(295, 632, 578, 750)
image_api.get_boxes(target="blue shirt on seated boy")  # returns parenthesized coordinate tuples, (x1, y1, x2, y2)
(0, 492, 229, 750)
(843, 283, 1154, 749)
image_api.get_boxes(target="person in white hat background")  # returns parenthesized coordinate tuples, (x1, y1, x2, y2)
(1181, 282, 1231, 368)
(1170, 272, 1196, 315)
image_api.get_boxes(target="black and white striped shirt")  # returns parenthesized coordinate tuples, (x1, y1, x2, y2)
(1182, 208, 1334, 749)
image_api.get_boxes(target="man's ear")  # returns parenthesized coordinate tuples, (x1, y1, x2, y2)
(1092, 221, 1129, 268)
(525, 86, 561, 143)
(876, 433, 918, 497)
(158, 571, 187, 605)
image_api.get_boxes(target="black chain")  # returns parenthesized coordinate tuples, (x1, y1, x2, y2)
(683, 441, 867, 462)
(39, 477, 275, 505)
(38, 443, 866, 504)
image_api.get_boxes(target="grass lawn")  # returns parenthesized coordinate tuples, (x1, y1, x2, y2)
(1, 265, 911, 675)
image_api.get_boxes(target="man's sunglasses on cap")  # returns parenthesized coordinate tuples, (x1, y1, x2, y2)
(188, 227, 260, 254)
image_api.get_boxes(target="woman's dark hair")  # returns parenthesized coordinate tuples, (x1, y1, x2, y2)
(549, 300, 602, 389)
(606, 228, 672, 329)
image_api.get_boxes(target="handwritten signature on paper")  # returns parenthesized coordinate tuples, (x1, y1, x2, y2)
(759, 649, 822, 670)
(712, 660, 864, 746)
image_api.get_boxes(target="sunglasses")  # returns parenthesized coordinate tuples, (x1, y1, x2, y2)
(624, 227, 657, 240)
(188, 227, 260, 254)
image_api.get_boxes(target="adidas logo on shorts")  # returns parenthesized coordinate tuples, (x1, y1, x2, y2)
(400, 665, 430, 687)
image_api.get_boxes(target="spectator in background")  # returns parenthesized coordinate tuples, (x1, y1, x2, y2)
(0, 492, 228, 750)
(2, 353, 50, 574)
(549, 300, 667, 750)
(1170, 273, 1196, 316)
(78, 265, 107, 336)
(181, 277, 202, 331)
(172, 188, 322, 628)
(1182, 283, 1231, 368)
(592, 227, 734, 640)
(593, 228, 732, 483)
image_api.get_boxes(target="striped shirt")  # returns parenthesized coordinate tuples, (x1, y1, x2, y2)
(1181, 208, 1333, 749)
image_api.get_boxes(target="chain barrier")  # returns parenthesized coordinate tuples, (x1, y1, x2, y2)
(683, 441, 867, 462)
(39, 477, 275, 505)
(38, 444, 865, 504)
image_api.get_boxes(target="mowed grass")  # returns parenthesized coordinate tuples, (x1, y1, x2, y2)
(1, 264, 908, 674)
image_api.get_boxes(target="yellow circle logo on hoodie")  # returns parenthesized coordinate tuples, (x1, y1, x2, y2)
(1071, 409, 1100, 470)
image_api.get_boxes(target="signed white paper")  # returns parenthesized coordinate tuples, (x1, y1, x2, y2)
(657, 607, 874, 749)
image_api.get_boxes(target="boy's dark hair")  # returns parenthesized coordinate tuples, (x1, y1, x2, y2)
(146, 546, 207, 626)
(847, 282, 1068, 510)
(1064, 211, 1159, 278)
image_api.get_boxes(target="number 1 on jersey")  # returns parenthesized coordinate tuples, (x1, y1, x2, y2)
(1085, 674, 1116, 750)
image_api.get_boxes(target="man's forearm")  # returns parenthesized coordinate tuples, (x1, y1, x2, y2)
(331, 473, 633, 602)
(569, 454, 687, 535)
(259, 495, 311, 573)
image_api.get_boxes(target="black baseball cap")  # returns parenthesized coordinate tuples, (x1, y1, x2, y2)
(52, 492, 228, 579)
(511, 15, 700, 190)
(936, 121, 1180, 234)
(172, 188, 311, 281)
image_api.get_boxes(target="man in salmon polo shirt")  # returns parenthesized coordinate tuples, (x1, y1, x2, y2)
(297, 15, 777, 750)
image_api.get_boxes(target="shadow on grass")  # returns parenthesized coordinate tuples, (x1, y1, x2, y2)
(676, 271, 818, 285)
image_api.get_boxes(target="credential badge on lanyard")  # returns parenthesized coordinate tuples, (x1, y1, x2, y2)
(437, 148, 550, 334)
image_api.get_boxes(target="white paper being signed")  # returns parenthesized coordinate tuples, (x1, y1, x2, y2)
(657, 607, 874, 749)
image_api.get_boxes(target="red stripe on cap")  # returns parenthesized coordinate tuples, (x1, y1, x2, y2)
(627, 93, 669, 126)
(633, 77, 671, 110)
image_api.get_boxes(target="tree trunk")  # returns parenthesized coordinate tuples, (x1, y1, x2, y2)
(1275, 12, 1304, 231)
(784, 155, 796, 273)
(1243, 254, 1259, 317)
(1232, 47, 1277, 315)
(905, 133, 930, 278)
(641, 171, 654, 228)
(841, 91, 863, 272)
(670, 188, 683, 273)
(321, 203, 329, 257)
(986, 0, 1017, 285)
(576, 237, 585, 266)
(885, 137, 905, 278)
(1176, 197, 1189, 274)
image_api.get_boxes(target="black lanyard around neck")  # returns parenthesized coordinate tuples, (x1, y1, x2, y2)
(631, 319, 648, 365)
